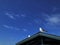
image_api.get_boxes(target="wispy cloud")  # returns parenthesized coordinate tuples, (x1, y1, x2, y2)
(22, 28, 27, 31)
(46, 14, 60, 25)
(48, 17, 60, 24)
(20, 14, 26, 17)
(34, 13, 60, 27)
(3, 25, 20, 30)
(3, 25, 28, 31)
(5, 12, 26, 19)
(3, 25, 11, 28)
(5, 13, 15, 19)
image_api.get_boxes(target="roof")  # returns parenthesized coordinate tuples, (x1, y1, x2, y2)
(16, 32, 60, 45)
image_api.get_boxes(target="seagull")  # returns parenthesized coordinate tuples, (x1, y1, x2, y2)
(28, 35, 31, 37)
(39, 27, 47, 33)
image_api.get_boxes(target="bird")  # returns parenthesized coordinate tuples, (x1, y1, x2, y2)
(39, 27, 47, 33)
(28, 35, 31, 37)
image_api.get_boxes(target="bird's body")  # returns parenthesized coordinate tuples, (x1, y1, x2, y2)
(39, 27, 47, 33)
(28, 35, 31, 37)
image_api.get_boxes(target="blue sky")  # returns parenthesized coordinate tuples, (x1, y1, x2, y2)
(0, 0, 60, 45)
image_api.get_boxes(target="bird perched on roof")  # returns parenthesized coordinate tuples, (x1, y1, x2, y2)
(28, 35, 31, 37)
(39, 27, 47, 33)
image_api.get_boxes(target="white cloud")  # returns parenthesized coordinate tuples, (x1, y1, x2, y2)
(3, 25, 9, 28)
(3, 25, 28, 31)
(5, 12, 26, 19)
(5, 13, 15, 19)
(48, 17, 60, 23)
(52, 7, 60, 12)
(3, 25, 20, 30)
(9, 15, 15, 19)
(46, 15, 60, 25)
